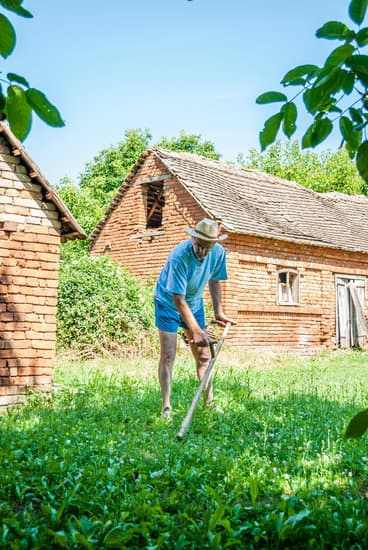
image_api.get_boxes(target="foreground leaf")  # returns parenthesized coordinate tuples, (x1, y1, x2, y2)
(7, 72, 29, 87)
(256, 91, 287, 104)
(324, 44, 355, 68)
(302, 118, 333, 148)
(0, 13, 15, 58)
(345, 407, 368, 439)
(345, 54, 368, 77)
(281, 64, 318, 85)
(26, 88, 64, 127)
(316, 21, 350, 40)
(356, 140, 368, 183)
(259, 113, 283, 151)
(5, 85, 32, 140)
(356, 27, 368, 45)
(349, 0, 368, 25)
(281, 102, 297, 138)
(0, 0, 32, 17)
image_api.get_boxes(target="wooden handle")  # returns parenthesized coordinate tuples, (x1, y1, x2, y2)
(176, 322, 231, 440)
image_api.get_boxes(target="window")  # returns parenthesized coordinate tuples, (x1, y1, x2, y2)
(145, 183, 165, 229)
(277, 270, 299, 305)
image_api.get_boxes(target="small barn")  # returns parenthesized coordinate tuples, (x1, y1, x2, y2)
(0, 122, 86, 408)
(90, 148, 368, 354)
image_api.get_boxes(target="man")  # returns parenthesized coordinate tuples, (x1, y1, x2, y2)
(154, 218, 235, 419)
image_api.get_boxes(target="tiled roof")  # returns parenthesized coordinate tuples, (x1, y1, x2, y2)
(153, 148, 368, 254)
(91, 147, 368, 254)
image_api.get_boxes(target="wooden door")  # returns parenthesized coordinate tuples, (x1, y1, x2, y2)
(336, 277, 367, 348)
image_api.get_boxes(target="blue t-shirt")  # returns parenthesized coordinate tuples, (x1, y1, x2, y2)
(155, 239, 227, 312)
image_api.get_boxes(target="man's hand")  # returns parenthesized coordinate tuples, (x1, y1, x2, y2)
(191, 328, 210, 347)
(214, 313, 236, 327)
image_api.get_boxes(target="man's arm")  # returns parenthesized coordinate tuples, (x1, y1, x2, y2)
(173, 293, 209, 346)
(209, 280, 236, 326)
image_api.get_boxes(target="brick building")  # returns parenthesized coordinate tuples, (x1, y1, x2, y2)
(0, 122, 86, 407)
(90, 148, 368, 354)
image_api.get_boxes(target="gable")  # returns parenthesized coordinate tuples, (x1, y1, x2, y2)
(0, 122, 86, 241)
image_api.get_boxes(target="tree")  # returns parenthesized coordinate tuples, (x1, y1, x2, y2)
(239, 139, 365, 195)
(257, 0, 368, 183)
(79, 128, 153, 199)
(156, 130, 220, 160)
(0, 0, 64, 140)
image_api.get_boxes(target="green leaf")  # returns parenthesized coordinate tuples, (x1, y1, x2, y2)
(7, 72, 29, 87)
(324, 44, 355, 68)
(339, 116, 354, 149)
(346, 54, 368, 76)
(342, 70, 355, 93)
(0, 0, 32, 18)
(281, 102, 297, 138)
(356, 141, 368, 183)
(259, 112, 283, 151)
(356, 27, 368, 45)
(303, 86, 334, 114)
(0, 13, 15, 58)
(349, 0, 368, 25)
(316, 21, 350, 40)
(345, 408, 368, 439)
(281, 64, 319, 85)
(340, 116, 354, 143)
(339, 115, 362, 155)
(256, 91, 287, 104)
(350, 106, 363, 124)
(5, 85, 32, 140)
(26, 88, 64, 127)
(302, 118, 333, 148)
(314, 67, 346, 95)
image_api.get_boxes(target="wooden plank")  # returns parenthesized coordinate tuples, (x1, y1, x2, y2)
(146, 188, 164, 225)
(348, 282, 368, 337)
(137, 174, 171, 185)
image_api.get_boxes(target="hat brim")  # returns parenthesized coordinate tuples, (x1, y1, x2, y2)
(184, 227, 228, 242)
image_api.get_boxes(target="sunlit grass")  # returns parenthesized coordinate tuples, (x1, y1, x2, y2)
(1, 349, 368, 548)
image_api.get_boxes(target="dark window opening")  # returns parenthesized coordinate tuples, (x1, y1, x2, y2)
(146, 183, 165, 228)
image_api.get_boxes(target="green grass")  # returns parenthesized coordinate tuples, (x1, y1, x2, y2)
(1, 349, 368, 548)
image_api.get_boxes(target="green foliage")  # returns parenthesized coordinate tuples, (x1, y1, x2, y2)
(56, 177, 106, 238)
(57, 254, 154, 355)
(156, 130, 221, 160)
(257, 0, 368, 183)
(80, 128, 152, 198)
(1, 352, 368, 547)
(0, 1, 63, 139)
(240, 139, 365, 194)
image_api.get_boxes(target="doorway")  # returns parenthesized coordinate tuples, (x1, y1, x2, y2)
(336, 275, 367, 348)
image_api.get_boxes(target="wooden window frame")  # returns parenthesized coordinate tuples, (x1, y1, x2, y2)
(276, 269, 300, 305)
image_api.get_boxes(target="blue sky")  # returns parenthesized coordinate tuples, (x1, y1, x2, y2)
(7, 0, 351, 184)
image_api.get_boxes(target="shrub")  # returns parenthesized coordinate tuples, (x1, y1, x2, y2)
(57, 254, 155, 355)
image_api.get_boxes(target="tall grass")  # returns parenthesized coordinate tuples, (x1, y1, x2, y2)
(1, 350, 368, 548)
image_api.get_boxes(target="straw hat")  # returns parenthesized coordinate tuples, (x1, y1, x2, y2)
(184, 218, 228, 242)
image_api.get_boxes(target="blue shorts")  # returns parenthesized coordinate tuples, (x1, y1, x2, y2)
(154, 299, 205, 333)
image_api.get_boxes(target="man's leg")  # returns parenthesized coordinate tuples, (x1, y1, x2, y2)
(184, 329, 212, 405)
(158, 330, 177, 414)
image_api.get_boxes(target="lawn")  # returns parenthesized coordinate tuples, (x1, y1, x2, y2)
(1, 349, 368, 548)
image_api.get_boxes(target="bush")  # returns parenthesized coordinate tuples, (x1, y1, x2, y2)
(57, 254, 155, 355)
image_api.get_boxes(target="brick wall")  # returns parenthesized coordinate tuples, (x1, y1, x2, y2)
(0, 137, 61, 407)
(92, 151, 368, 354)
